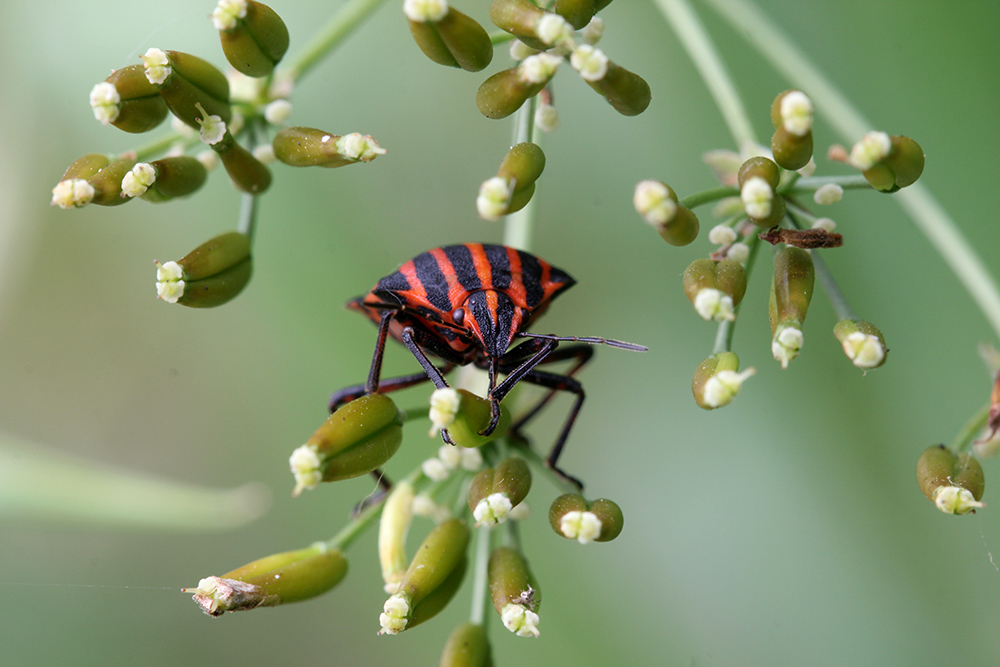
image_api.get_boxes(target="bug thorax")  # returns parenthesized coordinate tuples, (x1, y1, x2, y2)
(459, 289, 523, 359)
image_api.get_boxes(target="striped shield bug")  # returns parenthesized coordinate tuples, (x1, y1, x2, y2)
(329, 243, 646, 487)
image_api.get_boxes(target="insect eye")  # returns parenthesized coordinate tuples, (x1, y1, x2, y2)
(451, 307, 465, 325)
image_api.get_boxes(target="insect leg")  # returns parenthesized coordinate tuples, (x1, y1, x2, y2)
(516, 368, 586, 490)
(365, 309, 395, 394)
(505, 344, 594, 433)
(400, 326, 453, 390)
(329, 371, 437, 412)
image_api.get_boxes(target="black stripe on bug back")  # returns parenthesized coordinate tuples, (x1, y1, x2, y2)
(443, 245, 481, 292)
(517, 250, 544, 308)
(376, 270, 411, 294)
(484, 244, 511, 289)
(412, 250, 453, 312)
(467, 290, 516, 358)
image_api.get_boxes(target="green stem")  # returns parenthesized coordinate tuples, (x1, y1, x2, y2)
(950, 401, 992, 454)
(132, 132, 193, 162)
(702, 0, 1000, 343)
(324, 469, 424, 552)
(788, 175, 872, 193)
(469, 525, 493, 626)
(651, 0, 758, 152)
(680, 185, 738, 210)
(283, 0, 393, 83)
(503, 96, 539, 251)
(785, 208, 857, 322)
(711, 227, 762, 355)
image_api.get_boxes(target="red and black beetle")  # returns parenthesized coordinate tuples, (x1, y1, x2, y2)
(329, 243, 645, 486)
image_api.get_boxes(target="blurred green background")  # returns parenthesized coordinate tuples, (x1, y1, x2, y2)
(2, 1, 999, 665)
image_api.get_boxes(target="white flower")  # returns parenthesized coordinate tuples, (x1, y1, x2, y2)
(840, 331, 885, 369)
(693, 288, 735, 322)
(509, 39, 537, 61)
(849, 131, 891, 170)
(708, 224, 738, 245)
(501, 603, 540, 637)
(580, 16, 604, 45)
(288, 444, 322, 496)
(459, 447, 483, 471)
(779, 90, 813, 136)
(403, 0, 448, 22)
(702, 368, 756, 408)
(264, 99, 292, 124)
(814, 183, 843, 205)
(473, 493, 513, 526)
(211, 0, 247, 30)
(121, 162, 157, 198)
(740, 176, 773, 219)
(195, 103, 227, 145)
(89, 82, 120, 124)
(518, 53, 561, 85)
(335, 133, 386, 162)
(933, 486, 985, 515)
(534, 103, 559, 132)
(570, 44, 608, 82)
(477, 177, 513, 221)
(726, 242, 750, 265)
(536, 13, 574, 47)
(559, 509, 602, 544)
(51, 179, 95, 209)
(421, 457, 450, 482)
(379, 593, 411, 635)
(812, 217, 836, 232)
(771, 325, 804, 369)
(252, 144, 275, 164)
(140, 48, 171, 85)
(428, 387, 461, 436)
(633, 180, 676, 226)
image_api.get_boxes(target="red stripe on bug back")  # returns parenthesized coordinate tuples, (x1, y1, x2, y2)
(429, 246, 467, 310)
(467, 243, 495, 290)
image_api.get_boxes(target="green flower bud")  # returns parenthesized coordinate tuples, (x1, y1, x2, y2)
(883, 135, 925, 189)
(490, 0, 557, 50)
(578, 55, 651, 117)
(155, 231, 252, 308)
(272, 127, 386, 168)
(429, 388, 511, 448)
(185, 542, 348, 615)
(682, 258, 747, 322)
(737, 156, 781, 191)
(406, 3, 493, 72)
(769, 247, 814, 368)
(379, 480, 415, 594)
(214, 0, 290, 77)
(548, 493, 623, 543)
(851, 132, 924, 192)
(916, 444, 985, 515)
(691, 351, 755, 410)
(380, 518, 470, 635)
(439, 622, 493, 667)
(88, 157, 137, 206)
(477, 142, 545, 220)
(209, 129, 272, 194)
(554, 0, 597, 29)
(632, 180, 699, 246)
(476, 66, 547, 120)
(833, 319, 888, 370)
(488, 546, 540, 637)
(91, 64, 169, 133)
(771, 125, 813, 171)
(51, 154, 109, 208)
(121, 156, 208, 202)
(140, 48, 231, 129)
(468, 456, 532, 526)
(289, 394, 403, 495)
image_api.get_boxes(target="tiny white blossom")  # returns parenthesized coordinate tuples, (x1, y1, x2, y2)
(534, 103, 559, 132)
(726, 242, 750, 265)
(194, 103, 227, 145)
(335, 133, 386, 162)
(421, 457, 450, 482)
(570, 44, 608, 82)
(580, 16, 604, 45)
(772, 325, 804, 369)
(459, 447, 483, 471)
(437, 444, 461, 470)
(121, 162, 157, 198)
(811, 217, 836, 232)
(411, 494, 452, 523)
(840, 331, 885, 369)
(814, 183, 843, 205)
(403, 0, 448, 22)
(702, 368, 756, 408)
(140, 48, 171, 85)
(171, 114, 197, 137)
(797, 157, 817, 177)
(212, 0, 247, 30)
(473, 493, 513, 526)
(379, 594, 411, 635)
(264, 99, 293, 124)
(740, 176, 773, 219)
(559, 510, 602, 544)
(51, 179, 95, 209)
(288, 444, 322, 496)
(973, 434, 1000, 460)
(477, 176, 513, 221)
(89, 82, 120, 124)
(252, 144, 275, 164)
(633, 180, 676, 226)
(227, 69, 264, 103)
(518, 53, 561, 85)
(708, 224, 738, 245)
(429, 387, 461, 436)
(933, 486, 985, 515)
(509, 39, 537, 61)
(779, 90, 813, 136)
(197, 149, 220, 171)
(536, 13, 574, 47)
(693, 288, 735, 323)
(501, 603, 540, 638)
(849, 131, 891, 170)
(508, 501, 531, 521)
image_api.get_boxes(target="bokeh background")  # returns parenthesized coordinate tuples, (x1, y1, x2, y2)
(2, 1, 999, 665)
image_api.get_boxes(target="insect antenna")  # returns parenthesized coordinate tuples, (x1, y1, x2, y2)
(516, 332, 648, 352)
